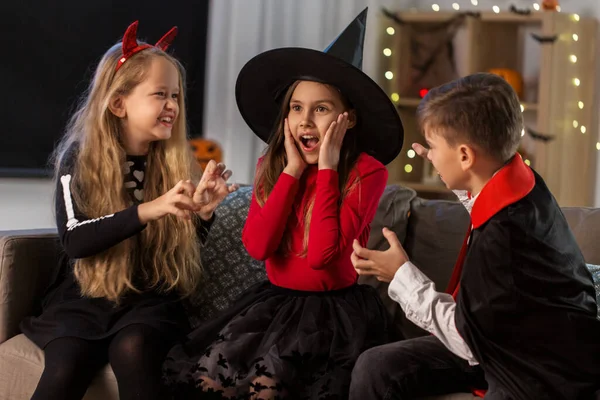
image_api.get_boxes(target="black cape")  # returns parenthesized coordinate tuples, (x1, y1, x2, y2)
(454, 155, 600, 399)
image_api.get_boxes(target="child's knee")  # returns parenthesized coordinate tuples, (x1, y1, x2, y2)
(250, 376, 281, 400)
(352, 347, 381, 384)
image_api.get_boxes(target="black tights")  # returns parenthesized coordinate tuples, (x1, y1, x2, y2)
(31, 324, 173, 400)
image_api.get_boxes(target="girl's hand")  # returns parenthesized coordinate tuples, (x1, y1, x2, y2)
(282, 118, 307, 179)
(193, 160, 239, 221)
(138, 180, 197, 224)
(318, 112, 349, 171)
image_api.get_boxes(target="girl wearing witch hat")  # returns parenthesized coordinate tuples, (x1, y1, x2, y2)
(20, 22, 237, 400)
(163, 8, 404, 399)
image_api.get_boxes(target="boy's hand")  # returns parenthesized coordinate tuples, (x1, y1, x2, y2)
(351, 228, 409, 282)
(412, 142, 429, 159)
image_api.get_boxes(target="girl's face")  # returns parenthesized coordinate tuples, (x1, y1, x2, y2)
(287, 81, 354, 165)
(115, 56, 181, 153)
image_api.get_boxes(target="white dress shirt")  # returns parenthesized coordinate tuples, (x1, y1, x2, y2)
(388, 190, 479, 365)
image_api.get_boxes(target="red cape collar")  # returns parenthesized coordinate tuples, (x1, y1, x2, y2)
(471, 154, 535, 229)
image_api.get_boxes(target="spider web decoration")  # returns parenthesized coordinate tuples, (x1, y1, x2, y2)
(382, 8, 480, 98)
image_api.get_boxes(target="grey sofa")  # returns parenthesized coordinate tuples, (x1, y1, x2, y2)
(1, 185, 599, 399)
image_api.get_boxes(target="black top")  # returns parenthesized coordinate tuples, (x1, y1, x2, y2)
(20, 147, 212, 348)
(55, 152, 212, 260)
(456, 171, 600, 399)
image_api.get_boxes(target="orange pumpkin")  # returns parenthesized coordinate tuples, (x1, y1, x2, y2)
(189, 138, 223, 171)
(487, 68, 524, 99)
(542, 0, 559, 11)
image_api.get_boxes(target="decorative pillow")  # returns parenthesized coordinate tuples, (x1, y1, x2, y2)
(185, 186, 267, 329)
(586, 263, 600, 319)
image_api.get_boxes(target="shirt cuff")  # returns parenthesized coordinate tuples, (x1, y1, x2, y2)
(388, 261, 431, 304)
(316, 168, 339, 188)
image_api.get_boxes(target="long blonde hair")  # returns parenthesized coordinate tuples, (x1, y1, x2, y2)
(255, 80, 361, 256)
(52, 43, 202, 302)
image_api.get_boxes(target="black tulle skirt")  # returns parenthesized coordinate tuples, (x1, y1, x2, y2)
(163, 280, 398, 399)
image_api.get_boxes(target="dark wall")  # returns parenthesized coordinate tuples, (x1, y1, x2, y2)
(1, 0, 209, 177)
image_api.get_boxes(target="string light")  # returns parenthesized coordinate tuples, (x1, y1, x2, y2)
(573, 120, 579, 128)
(520, 104, 525, 112)
(521, 128, 525, 137)
(452, 3, 460, 10)
(596, 142, 600, 151)
(524, 159, 531, 166)
(407, 149, 416, 158)
(432, 4, 440, 11)
(580, 126, 586, 134)
(570, 55, 578, 63)
(492, 5, 500, 13)
(404, 164, 413, 173)
(390, 93, 400, 102)
(471, 0, 478, 5)
(573, 34, 579, 41)
(572, 14, 580, 22)
(578, 101, 584, 109)
(533, 3, 540, 11)
(386, 27, 395, 35)
(556, 6, 561, 12)
(385, 71, 394, 80)
(383, 48, 392, 56)
(573, 78, 581, 86)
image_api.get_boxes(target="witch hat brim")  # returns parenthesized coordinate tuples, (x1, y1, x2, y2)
(235, 8, 404, 166)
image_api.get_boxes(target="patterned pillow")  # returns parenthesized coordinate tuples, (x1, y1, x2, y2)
(586, 263, 600, 319)
(185, 186, 267, 329)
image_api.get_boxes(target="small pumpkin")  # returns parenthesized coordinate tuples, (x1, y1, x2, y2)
(189, 138, 223, 171)
(542, 0, 559, 11)
(487, 68, 524, 99)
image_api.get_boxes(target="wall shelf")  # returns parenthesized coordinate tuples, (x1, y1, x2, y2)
(377, 10, 599, 206)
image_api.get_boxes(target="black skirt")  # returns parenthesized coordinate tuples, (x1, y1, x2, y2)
(20, 256, 188, 349)
(163, 280, 398, 399)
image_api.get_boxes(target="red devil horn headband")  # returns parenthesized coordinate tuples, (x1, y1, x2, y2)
(115, 21, 178, 71)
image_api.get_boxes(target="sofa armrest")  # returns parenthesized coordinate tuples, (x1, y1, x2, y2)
(0, 229, 60, 344)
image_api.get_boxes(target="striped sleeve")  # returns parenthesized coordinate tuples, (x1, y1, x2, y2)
(55, 155, 145, 259)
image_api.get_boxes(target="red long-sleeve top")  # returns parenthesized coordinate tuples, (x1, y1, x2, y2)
(242, 153, 387, 291)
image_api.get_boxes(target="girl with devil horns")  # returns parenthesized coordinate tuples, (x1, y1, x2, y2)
(20, 21, 238, 400)
(163, 8, 404, 399)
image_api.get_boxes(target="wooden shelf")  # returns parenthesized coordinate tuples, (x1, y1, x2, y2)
(392, 11, 545, 24)
(396, 98, 538, 111)
(378, 10, 599, 206)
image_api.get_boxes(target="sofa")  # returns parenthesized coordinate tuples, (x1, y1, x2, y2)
(1, 185, 599, 400)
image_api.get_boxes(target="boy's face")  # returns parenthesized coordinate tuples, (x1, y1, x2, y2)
(424, 128, 468, 190)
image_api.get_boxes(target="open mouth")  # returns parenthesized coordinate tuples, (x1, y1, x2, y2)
(299, 135, 320, 152)
(158, 116, 174, 127)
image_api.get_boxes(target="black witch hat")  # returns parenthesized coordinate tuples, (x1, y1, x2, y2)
(235, 8, 404, 165)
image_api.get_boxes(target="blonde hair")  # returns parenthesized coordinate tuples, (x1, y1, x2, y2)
(52, 43, 202, 302)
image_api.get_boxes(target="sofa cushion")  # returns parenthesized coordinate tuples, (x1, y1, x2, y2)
(562, 208, 600, 265)
(186, 186, 266, 329)
(586, 264, 600, 319)
(0, 231, 61, 344)
(0, 334, 117, 400)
